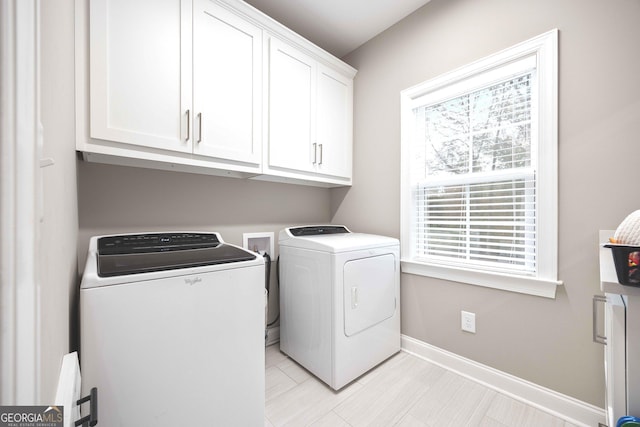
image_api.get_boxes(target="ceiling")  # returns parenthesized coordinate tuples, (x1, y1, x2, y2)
(243, 0, 432, 58)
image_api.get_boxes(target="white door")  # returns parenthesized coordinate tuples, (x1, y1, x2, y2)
(268, 37, 316, 172)
(316, 65, 353, 179)
(343, 254, 396, 337)
(89, 0, 192, 152)
(192, 0, 262, 165)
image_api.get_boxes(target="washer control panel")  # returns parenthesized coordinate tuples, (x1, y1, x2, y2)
(98, 232, 221, 255)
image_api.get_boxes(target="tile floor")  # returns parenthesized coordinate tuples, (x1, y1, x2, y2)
(264, 344, 578, 427)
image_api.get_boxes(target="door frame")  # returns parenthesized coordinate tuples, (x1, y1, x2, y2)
(0, 0, 42, 405)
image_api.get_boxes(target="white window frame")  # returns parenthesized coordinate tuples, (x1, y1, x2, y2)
(400, 30, 560, 298)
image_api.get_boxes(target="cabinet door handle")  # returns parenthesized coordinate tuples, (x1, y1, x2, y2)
(312, 143, 317, 164)
(319, 144, 323, 165)
(185, 110, 190, 141)
(592, 295, 607, 345)
(197, 112, 202, 143)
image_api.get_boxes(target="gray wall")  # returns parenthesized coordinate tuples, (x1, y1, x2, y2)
(77, 161, 332, 326)
(332, 0, 640, 406)
(39, 0, 79, 402)
(44, 0, 640, 408)
(77, 163, 331, 258)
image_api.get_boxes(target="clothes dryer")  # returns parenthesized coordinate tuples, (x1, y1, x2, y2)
(278, 225, 400, 390)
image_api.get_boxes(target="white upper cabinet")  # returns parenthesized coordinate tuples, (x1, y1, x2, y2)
(316, 65, 353, 179)
(268, 38, 316, 174)
(80, 0, 261, 175)
(76, 0, 355, 185)
(89, 0, 192, 153)
(193, 0, 261, 164)
(264, 36, 354, 186)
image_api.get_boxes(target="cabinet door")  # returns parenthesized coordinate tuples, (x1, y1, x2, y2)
(268, 38, 316, 173)
(316, 65, 353, 179)
(193, 0, 262, 166)
(90, 0, 192, 153)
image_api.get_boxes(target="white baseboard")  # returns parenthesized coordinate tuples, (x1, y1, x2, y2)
(266, 326, 280, 347)
(401, 335, 606, 427)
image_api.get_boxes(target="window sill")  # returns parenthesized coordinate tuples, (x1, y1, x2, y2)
(400, 259, 562, 299)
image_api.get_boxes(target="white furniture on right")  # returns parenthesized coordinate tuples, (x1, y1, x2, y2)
(596, 230, 640, 425)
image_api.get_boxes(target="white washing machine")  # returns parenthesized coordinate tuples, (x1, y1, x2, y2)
(80, 232, 265, 426)
(278, 225, 400, 390)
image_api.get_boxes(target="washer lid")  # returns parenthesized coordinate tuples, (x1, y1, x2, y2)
(95, 232, 256, 277)
(97, 244, 256, 277)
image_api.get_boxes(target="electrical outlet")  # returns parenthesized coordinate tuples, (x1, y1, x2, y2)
(461, 311, 476, 333)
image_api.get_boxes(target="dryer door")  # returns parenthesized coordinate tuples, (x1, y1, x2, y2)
(343, 253, 396, 337)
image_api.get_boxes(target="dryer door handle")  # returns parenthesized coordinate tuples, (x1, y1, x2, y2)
(351, 286, 358, 309)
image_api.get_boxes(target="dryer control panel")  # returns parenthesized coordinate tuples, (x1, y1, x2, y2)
(288, 226, 350, 236)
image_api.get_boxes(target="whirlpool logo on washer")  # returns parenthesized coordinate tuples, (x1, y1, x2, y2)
(184, 277, 202, 286)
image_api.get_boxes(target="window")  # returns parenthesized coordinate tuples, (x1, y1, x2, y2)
(400, 30, 560, 298)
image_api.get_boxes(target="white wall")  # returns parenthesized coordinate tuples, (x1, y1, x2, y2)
(332, 0, 640, 407)
(39, 0, 79, 403)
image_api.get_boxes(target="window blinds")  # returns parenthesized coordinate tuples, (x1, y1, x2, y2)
(411, 69, 537, 276)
